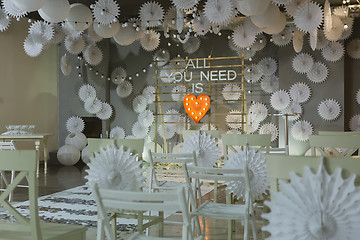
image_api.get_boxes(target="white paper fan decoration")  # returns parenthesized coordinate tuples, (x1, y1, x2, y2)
(110, 126, 126, 139)
(0, 8, 10, 32)
(309, 28, 317, 51)
(222, 84, 241, 101)
(292, 53, 314, 74)
(78, 84, 96, 102)
(140, 30, 160, 52)
(200, 123, 217, 130)
(260, 75, 279, 94)
(171, 85, 186, 102)
(64, 35, 85, 54)
(23, 35, 43, 57)
(271, 25, 293, 47)
(153, 48, 170, 66)
(346, 39, 360, 59)
(263, 162, 360, 240)
(281, 102, 302, 121)
(289, 82, 311, 103)
(92, 0, 119, 25)
(292, 29, 303, 53)
(324, 15, 343, 41)
(318, 99, 341, 121)
(181, 132, 219, 167)
(157, 123, 176, 140)
(244, 63, 263, 83)
(293, 1, 323, 33)
(50, 24, 66, 44)
(248, 102, 268, 122)
(291, 119, 313, 141)
(270, 89, 291, 111)
(356, 89, 360, 104)
(259, 57, 277, 76)
(203, 0, 234, 26)
(132, 121, 149, 138)
(321, 41, 344, 62)
(83, 44, 103, 66)
(237, 47, 257, 60)
(171, 0, 197, 11)
(223, 147, 269, 200)
(251, 34, 267, 51)
(96, 102, 113, 120)
(192, 12, 211, 36)
(182, 36, 200, 54)
(66, 116, 85, 133)
(142, 85, 156, 104)
(324, 0, 332, 31)
(245, 115, 260, 134)
(349, 114, 360, 132)
(284, 0, 307, 17)
(111, 67, 127, 85)
(313, 30, 329, 50)
(84, 97, 102, 114)
(2, 0, 27, 19)
(164, 6, 176, 30)
(333, 6, 348, 18)
(133, 95, 147, 113)
(306, 61, 329, 84)
(86, 145, 144, 191)
(259, 123, 279, 142)
(232, 21, 257, 49)
(116, 80, 133, 98)
(28, 20, 54, 45)
(339, 17, 354, 40)
(139, 1, 164, 28)
(164, 109, 181, 124)
(138, 110, 154, 128)
(226, 110, 242, 130)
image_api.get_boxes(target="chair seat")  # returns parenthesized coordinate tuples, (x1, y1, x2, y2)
(191, 201, 248, 220)
(153, 181, 187, 191)
(128, 232, 204, 240)
(0, 222, 87, 240)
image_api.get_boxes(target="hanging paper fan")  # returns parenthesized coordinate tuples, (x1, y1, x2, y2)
(284, 0, 307, 17)
(164, 6, 176, 30)
(349, 114, 360, 132)
(78, 84, 96, 102)
(86, 145, 144, 190)
(324, 0, 332, 31)
(281, 102, 302, 121)
(92, 0, 119, 25)
(339, 17, 354, 40)
(292, 53, 314, 74)
(127, 18, 144, 39)
(83, 44, 103, 66)
(245, 115, 260, 134)
(157, 123, 176, 140)
(259, 57, 277, 76)
(192, 12, 211, 36)
(292, 29, 303, 53)
(183, 36, 200, 54)
(312, 30, 329, 50)
(222, 84, 241, 102)
(171, 0, 197, 11)
(226, 110, 242, 130)
(28, 20, 54, 44)
(181, 132, 219, 167)
(251, 34, 267, 51)
(200, 123, 218, 130)
(306, 61, 329, 84)
(203, 0, 234, 26)
(293, 1, 323, 33)
(270, 89, 291, 111)
(153, 48, 170, 66)
(2, 0, 27, 20)
(324, 15, 343, 41)
(23, 35, 43, 57)
(133, 95, 147, 113)
(309, 28, 317, 51)
(96, 102, 113, 120)
(175, 115, 190, 134)
(139, 1, 164, 28)
(346, 39, 360, 59)
(259, 123, 279, 142)
(113, 25, 138, 46)
(244, 63, 263, 83)
(321, 41, 344, 62)
(66, 116, 85, 133)
(333, 6, 348, 18)
(237, 47, 257, 60)
(318, 99, 341, 121)
(140, 30, 160, 52)
(356, 89, 360, 105)
(291, 119, 313, 141)
(272, 25, 293, 47)
(111, 67, 127, 85)
(51, 24, 65, 44)
(110, 126, 126, 139)
(223, 147, 269, 200)
(171, 85, 186, 102)
(61, 23, 83, 38)
(64, 35, 85, 54)
(164, 109, 181, 124)
(248, 102, 268, 122)
(232, 21, 257, 49)
(142, 85, 156, 104)
(289, 82, 311, 103)
(60, 54, 71, 76)
(260, 75, 279, 94)
(84, 97, 102, 114)
(0, 8, 10, 32)
(116, 80, 133, 98)
(138, 110, 154, 128)
(132, 121, 149, 138)
(228, 37, 240, 52)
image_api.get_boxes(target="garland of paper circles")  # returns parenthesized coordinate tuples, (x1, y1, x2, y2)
(139, 1, 164, 28)
(271, 26, 293, 47)
(23, 35, 43, 57)
(111, 67, 127, 85)
(203, 0, 234, 26)
(259, 57, 277, 76)
(324, 15, 343, 41)
(292, 53, 314, 74)
(293, 1, 323, 33)
(132, 121, 149, 138)
(140, 30, 160, 52)
(64, 35, 85, 54)
(132, 95, 147, 113)
(260, 75, 279, 94)
(96, 102, 113, 120)
(349, 114, 360, 132)
(291, 119, 313, 141)
(92, 0, 119, 25)
(66, 116, 85, 133)
(84, 97, 102, 114)
(83, 44, 103, 66)
(78, 84, 96, 102)
(270, 89, 291, 111)
(346, 39, 360, 59)
(153, 48, 170, 66)
(222, 84, 241, 101)
(317, 99, 341, 121)
(244, 63, 263, 83)
(182, 36, 200, 54)
(142, 85, 156, 104)
(171, 85, 186, 102)
(289, 82, 311, 103)
(321, 41, 344, 62)
(281, 102, 302, 121)
(259, 122, 279, 142)
(138, 109, 154, 128)
(116, 80, 133, 98)
(192, 12, 211, 36)
(110, 126, 126, 139)
(248, 102, 268, 122)
(28, 20, 54, 44)
(2, 0, 27, 19)
(306, 61, 329, 84)
(226, 110, 242, 130)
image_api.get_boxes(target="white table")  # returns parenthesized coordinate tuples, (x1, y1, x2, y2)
(0, 133, 53, 176)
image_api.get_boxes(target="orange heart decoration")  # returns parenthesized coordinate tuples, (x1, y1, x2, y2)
(183, 94, 210, 124)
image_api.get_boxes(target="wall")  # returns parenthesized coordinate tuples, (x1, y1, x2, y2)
(0, 19, 58, 153)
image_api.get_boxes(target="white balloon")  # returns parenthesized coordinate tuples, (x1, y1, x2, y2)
(251, 4, 280, 29)
(65, 3, 93, 31)
(57, 144, 80, 166)
(94, 20, 120, 38)
(262, 12, 286, 34)
(38, 0, 70, 23)
(65, 132, 87, 151)
(13, 0, 46, 12)
(237, 0, 270, 16)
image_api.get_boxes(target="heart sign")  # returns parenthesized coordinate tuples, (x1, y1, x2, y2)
(183, 94, 210, 124)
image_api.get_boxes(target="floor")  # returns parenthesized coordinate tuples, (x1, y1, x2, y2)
(2, 162, 266, 240)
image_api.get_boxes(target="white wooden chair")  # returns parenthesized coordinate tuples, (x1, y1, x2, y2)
(93, 183, 195, 240)
(0, 150, 87, 239)
(184, 163, 257, 240)
(182, 130, 220, 141)
(309, 135, 360, 157)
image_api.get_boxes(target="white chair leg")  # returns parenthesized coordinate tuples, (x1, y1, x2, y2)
(251, 214, 257, 240)
(8, 170, 15, 201)
(244, 219, 249, 240)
